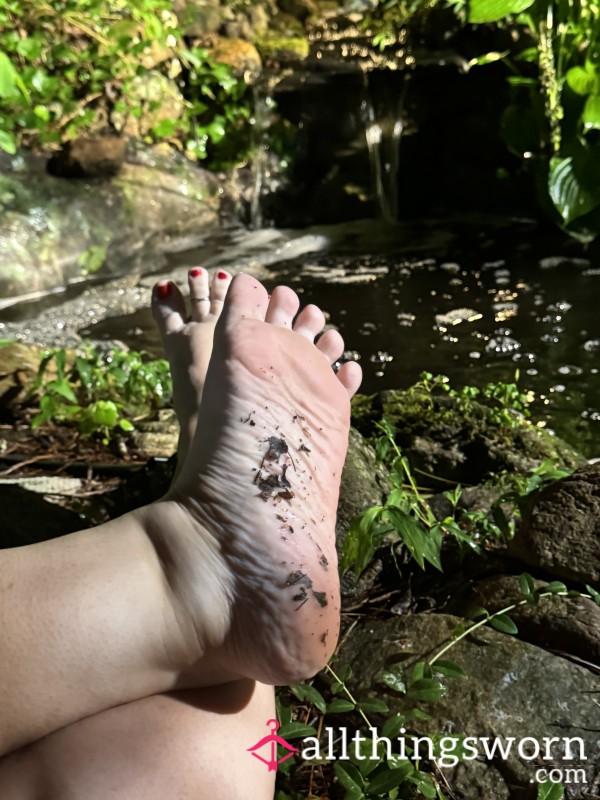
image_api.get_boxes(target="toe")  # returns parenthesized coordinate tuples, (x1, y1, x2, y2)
(210, 270, 233, 316)
(315, 328, 344, 364)
(292, 304, 326, 342)
(336, 361, 363, 397)
(219, 273, 270, 328)
(152, 280, 187, 336)
(188, 267, 211, 322)
(265, 285, 300, 328)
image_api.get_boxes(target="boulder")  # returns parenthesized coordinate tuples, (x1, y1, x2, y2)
(463, 574, 600, 663)
(47, 137, 127, 180)
(337, 613, 600, 797)
(207, 36, 262, 74)
(510, 464, 600, 585)
(0, 147, 219, 298)
(350, 390, 586, 488)
(336, 426, 389, 547)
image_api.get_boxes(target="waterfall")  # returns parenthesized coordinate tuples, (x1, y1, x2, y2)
(360, 70, 407, 223)
(249, 78, 278, 229)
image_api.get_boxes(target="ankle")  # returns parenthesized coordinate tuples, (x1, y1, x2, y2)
(137, 499, 236, 682)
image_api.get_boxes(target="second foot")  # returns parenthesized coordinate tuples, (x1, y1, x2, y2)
(152, 274, 362, 687)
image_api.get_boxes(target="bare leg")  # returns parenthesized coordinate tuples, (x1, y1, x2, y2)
(0, 272, 362, 756)
(0, 269, 276, 800)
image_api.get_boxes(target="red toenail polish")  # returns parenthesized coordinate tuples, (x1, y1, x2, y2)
(156, 281, 172, 300)
(217, 271, 228, 279)
(189, 267, 203, 277)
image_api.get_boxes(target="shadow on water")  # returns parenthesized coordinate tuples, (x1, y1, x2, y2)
(83, 218, 600, 456)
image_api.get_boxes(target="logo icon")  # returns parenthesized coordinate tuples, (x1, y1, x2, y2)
(248, 719, 299, 771)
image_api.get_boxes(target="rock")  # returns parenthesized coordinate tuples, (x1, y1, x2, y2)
(0, 342, 46, 411)
(0, 147, 219, 298)
(131, 409, 179, 456)
(207, 36, 262, 74)
(511, 464, 600, 585)
(254, 34, 310, 61)
(173, 0, 223, 36)
(337, 613, 600, 796)
(336, 426, 389, 547)
(350, 390, 586, 488)
(47, 137, 127, 179)
(464, 574, 600, 664)
(110, 72, 186, 138)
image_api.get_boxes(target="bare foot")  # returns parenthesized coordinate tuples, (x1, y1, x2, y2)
(152, 273, 362, 686)
(152, 267, 233, 459)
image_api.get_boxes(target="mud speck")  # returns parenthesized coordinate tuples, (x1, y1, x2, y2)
(313, 591, 328, 608)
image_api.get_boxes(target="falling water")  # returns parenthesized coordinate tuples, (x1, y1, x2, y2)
(249, 78, 278, 229)
(360, 70, 407, 223)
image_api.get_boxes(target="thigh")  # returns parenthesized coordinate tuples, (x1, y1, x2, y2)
(0, 681, 275, 800)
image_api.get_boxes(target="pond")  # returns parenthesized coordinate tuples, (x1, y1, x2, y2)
(76, 216, 600, 458)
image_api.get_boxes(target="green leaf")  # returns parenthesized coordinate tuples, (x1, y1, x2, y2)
(586, 584, 600, 606)
(327, 698, 356, 714)
(408, 678, 446, 702)
(387, 507, 442, 571)
(467, 50, 509, 68)
(549, 156, 600, 225)
(431, 660, 466, 679)
(276, 721, 316, 739)
(468, 0, 534, 23)
(583, 96, 600, 130)
(51, 379, 78, 404)
(537, 779, 564, 800)
(382, 714, 406, 738)
(334, 761, 364, 794)
(410, 770, 437, 798)
(0, 52, 20, 97)
(341, 506, 384, 577)
(519, 572, 535, 597)
(490, 613, 518, 634)
(358, 698, 389, 714)
(566, 65, 598, 96)
(290, 684, 327, 714)
(0, 129, 16, 154)
(379, 668, 406, 694)
(545, 581, 567, 595)
(407, 707, 431, 721)
(368, 766, 411, 793)
(118, 418, 134, 432)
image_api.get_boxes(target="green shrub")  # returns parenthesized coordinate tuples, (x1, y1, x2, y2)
(0, 0, 253, 167)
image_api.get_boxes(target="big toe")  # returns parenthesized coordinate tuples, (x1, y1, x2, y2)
(218, 273, 270, 329)
(152, 280, 187, 337)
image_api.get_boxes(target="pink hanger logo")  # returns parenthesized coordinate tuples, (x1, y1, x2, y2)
(248, 719, 299, 771)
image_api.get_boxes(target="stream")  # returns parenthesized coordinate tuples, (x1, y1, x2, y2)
(2, 216, 599, 456)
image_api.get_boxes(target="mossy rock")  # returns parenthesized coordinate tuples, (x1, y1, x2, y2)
(254, 34, 309, 60)
(350, 389, 586, 487)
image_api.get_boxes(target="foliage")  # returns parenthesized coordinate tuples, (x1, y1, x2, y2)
(480, 0, 600, 240)
(366, 0, 600, 240)
(277, 570, 599, 797)
(26, 343, 172, 443)
(0, 0, 253, 167)
(343, 373, 566, 580)
(342, 412, 569, 579)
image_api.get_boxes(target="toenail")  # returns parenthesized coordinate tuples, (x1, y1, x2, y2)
(189, 267, 203, 278)
(217, 271, 228, 279)
(156, 281, 172, 300)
